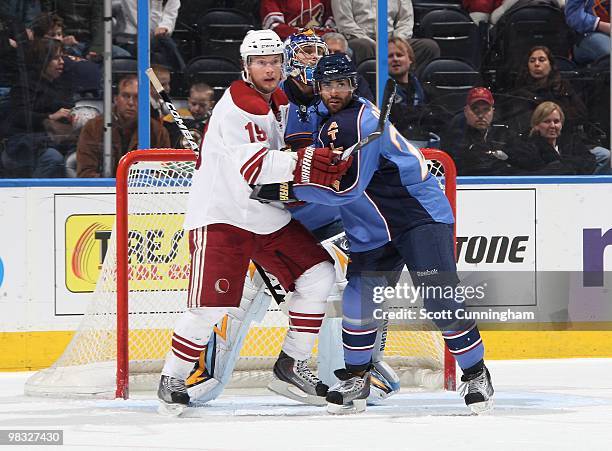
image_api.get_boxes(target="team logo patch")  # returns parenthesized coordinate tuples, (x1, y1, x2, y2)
(214, 278, 230, 294)
(328, 121, 339, 141)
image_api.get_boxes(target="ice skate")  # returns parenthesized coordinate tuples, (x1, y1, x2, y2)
(459, 360, 494, 415)
(326, 368, 370, 414)
(157, 375, 190, 416)
(268, 351, 329, 406)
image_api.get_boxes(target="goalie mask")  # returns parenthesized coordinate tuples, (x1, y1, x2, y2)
(313, 52, 358, 95)
(284, 29, 329, 86)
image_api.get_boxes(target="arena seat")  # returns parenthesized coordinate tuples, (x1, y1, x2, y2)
(198, 8, 255, 62)
(489, 4, 573, 70)
(412, 0, 464, 33)
(111, 57, 137, 75)
(420, 58, 481, 115)
(185, 56, 242, 100)
(419, 9, 482, 69)
(356, 58, 377, 97)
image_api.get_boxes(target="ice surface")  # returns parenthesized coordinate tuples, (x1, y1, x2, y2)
(2, 359, 612, 450)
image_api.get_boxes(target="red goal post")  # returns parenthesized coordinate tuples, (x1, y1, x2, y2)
(114, 148, 457, 399)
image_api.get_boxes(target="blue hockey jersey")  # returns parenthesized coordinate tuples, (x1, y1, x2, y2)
(294, 97, 454, 252)
(281, 78, 341, 231)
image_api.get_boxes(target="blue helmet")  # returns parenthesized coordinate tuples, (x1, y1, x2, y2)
(312, 53, 358, 93)
(284, 29, 328, 85)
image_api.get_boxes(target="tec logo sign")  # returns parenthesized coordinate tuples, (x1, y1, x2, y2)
(583, 228, 612, 287)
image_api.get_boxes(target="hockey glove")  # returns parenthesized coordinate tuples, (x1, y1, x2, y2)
(293, 146, 352, 187)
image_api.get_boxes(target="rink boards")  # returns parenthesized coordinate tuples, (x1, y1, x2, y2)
(0, 176, 611, 370)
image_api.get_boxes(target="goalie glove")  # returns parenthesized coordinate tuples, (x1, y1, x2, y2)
(293, 146, 352, 187)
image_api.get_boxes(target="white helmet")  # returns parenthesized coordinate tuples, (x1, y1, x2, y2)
(240, 29, 284, 64)
(240, 30, 284, 84)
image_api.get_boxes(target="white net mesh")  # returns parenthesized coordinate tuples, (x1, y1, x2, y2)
(25, 151, 454, 398)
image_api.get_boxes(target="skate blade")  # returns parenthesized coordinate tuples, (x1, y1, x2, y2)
(157, 401, 188, 417)
(327, 398, 367, 415)
(267, 379, 327, 406)
(469, 399, 494, 415)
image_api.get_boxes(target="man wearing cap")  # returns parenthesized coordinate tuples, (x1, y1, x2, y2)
(442, 87, 519, 176)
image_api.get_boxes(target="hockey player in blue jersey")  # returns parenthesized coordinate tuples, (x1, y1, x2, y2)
(293, 53, 495, 415)
(279, 31, 402, 402)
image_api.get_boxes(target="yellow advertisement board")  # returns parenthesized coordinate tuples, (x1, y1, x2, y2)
(65, 214, 190, 293)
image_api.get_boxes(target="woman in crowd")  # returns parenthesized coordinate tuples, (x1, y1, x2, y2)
(509, 101, 597, 175)
(510, 46, 586, 130)
(2, 38, 74, 177)
(507, 46, 610, 173)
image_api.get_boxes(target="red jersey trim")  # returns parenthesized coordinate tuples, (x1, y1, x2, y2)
(241, 147, 268, 184)
(229, 80, 288, 116)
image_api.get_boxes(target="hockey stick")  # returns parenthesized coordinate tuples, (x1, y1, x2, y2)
(339, 78, 397, 161)
(252, 261, 286, 305)
(146, 68, 200, 154)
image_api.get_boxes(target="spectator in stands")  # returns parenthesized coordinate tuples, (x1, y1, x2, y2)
(114, 0, 185, 70)
(185, 82, 214, 123)
(163, 81, 214, 149)
(389, 38, 425, 108)
(76, 74, 170, 177)
(2, 38, 73, 178)
(31, 12, 101, 96)
(0, 2, 41, 114)
(41, 0, 103, 59)
(387, 37, 429, 141)
(490, 0, 564, 25)
(509, 46, 588, 132)
(0, 16, 18, 52)
(331, 0, 439, 68)
(0, 12, 20, 125)
(441, 87, 518, 175)
(508, 101, 597, 174)
(322, 31, 353, 58)
(463, 0, 502, 24)
(260, 0, 336, 40)
(565, 0, 610, 65)
(0, 15, 18, 56)
(508, 45, 611, 172)
(0, 1, 41, 40)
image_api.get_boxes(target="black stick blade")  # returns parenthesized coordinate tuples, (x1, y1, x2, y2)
(377, 78, 397, 132)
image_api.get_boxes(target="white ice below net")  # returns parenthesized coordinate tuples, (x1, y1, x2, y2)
(25, 158, 449, 399)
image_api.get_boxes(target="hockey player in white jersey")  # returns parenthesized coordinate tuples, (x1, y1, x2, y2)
(157, 29, 352, 415)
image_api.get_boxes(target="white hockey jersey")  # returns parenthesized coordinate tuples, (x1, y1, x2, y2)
(184, 81, 297, 234)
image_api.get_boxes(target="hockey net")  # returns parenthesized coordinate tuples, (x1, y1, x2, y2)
(25, 148, 457, 399)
